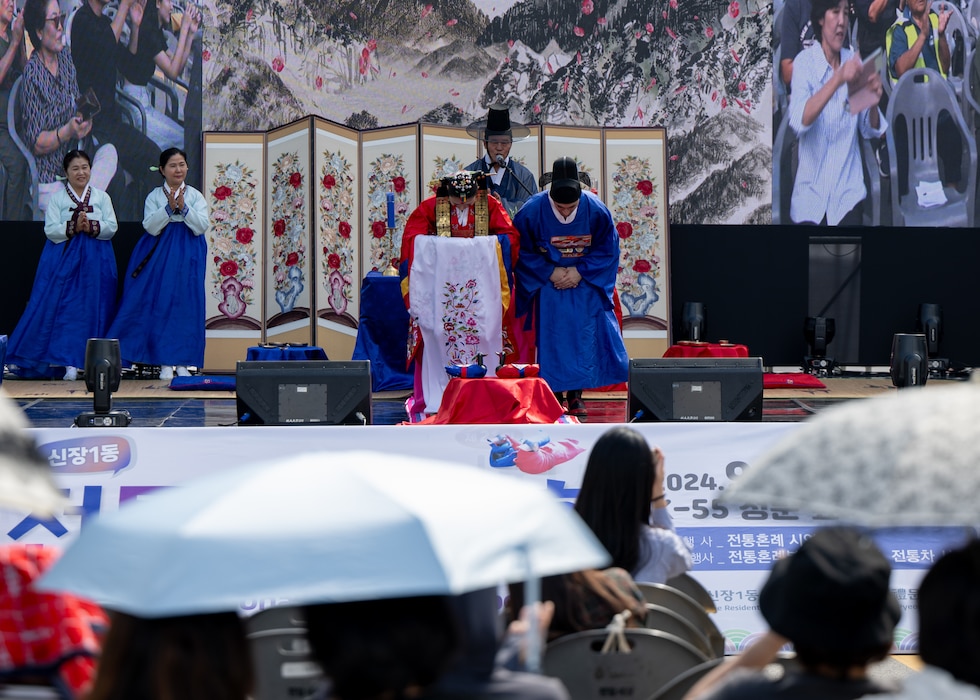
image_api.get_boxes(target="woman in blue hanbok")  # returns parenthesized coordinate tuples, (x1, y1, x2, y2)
(6, 149, 118, 380)
(108, 147, 209, 380)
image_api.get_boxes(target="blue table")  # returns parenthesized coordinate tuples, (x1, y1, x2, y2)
(352, 272, 413, 391)
(246, 345, 328, 362)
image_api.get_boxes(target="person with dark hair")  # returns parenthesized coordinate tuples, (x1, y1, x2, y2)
(399, 170, 520, 414)
(302, 596, 459, 700)
(426, 588, 571, 700)
(684, 526, 901, 700)
(575, 427, 692, 584)
(0, 0, 28, 219)
(789, 0, 886, 225)
(70, 0, 160, 211)
(868, 539, 980, 700)
(513, 157, 628, 418)
(107, 147, 209, 381)
(86, 610, 253, 700)
(119, 0, 201, 150)
(464, 106, 537, 218)
(6, 149, 117, 380)
(19, 0, 116, 214)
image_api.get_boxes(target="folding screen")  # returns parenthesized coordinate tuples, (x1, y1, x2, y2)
(265, 119, 314, 345)
(200, 121, 671, 369)
(202, 132, 266, 370)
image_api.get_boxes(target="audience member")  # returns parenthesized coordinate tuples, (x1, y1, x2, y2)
(513, 157, 628, 418)
(509, 569, 648, 643)
(302, 595, 459, 700)
(0, 0, 28, 220)
(399, 170, 520, 414)
(855, 0, 901, 58)
(887, 0, 950, 80)
(684, 526, 900, 700)
(119, 0, 201, 150)
(20, 0, 116, 213)
(429, 587, 570, 700)
(6, 149, 117, 380)
(107, 146, 209, 381)
(779, 0, 818, 89)
(575, 427, 692, 584)
(789, 0, 886, 225)
(86, 610, 252, 700)
(0, 544, 108, 698)
(465, 106, 537, 218)
(866, 539, 980, 700)
(70, 0, 160, 213)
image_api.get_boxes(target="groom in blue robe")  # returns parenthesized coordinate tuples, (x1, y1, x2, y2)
(514, 157, 628, 419)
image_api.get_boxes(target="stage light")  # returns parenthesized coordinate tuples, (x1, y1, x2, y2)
(803, 316, 836, 376)
(915, 303, 950, 375)
(75, 338, 132, 427)
(680, 302, 706, 342)
(890, 333, 928, 388)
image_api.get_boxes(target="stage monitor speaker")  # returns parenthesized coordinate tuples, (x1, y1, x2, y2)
(627, 357, 764, 422)
(236, 360, 371, 426)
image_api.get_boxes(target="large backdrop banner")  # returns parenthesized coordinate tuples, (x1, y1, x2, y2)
(4, 422, 968, 650)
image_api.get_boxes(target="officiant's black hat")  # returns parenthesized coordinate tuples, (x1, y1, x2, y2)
(466, 106, 530, 141)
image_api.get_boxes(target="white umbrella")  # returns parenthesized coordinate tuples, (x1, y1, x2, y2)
(723, 380, 980, 526)
(0, 390, 66, 517)
(38, 450, 609, 617)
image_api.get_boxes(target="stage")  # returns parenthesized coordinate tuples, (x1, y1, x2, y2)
(2, 374, 934, 427)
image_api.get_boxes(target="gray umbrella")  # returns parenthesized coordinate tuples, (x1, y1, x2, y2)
(0, 390, 65, 517)
(722, 380, 980, 526)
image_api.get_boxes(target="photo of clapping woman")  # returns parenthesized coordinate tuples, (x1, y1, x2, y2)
(21, 0, 116, 214)
(119, 0, 201, 150)
(788, 0, 886, 225)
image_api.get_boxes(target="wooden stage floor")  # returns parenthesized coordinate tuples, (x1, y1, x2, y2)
(3, 374, 969, 428)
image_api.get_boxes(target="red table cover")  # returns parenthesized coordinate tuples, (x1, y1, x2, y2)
(414, 377, 565, 424)
(663, 342, 750, 358)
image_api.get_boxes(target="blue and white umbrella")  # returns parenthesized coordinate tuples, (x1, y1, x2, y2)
(38, 450, 609, 617)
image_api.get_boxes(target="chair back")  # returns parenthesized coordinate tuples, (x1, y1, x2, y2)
(969, 0, 980, 36)
(644, 604, 715, 659)
(542, 629, 710, 700)
(7, 76, 41, 220)
(886, 66, 977, 225)
(636, 583, 727, 657)
(246, 605, 307, 634)
(645, 658, 724, 700)
(665, 573, 716, 613)
(771, 109, 796, 225)
(246, 621, 324, 700)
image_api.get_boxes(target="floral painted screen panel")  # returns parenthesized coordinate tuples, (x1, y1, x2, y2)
(360, 125, 420, 280)
(314, 118, 362, 330)
(203, 132, 266, 334)
(604, 127, 670, 334)
(265, 120, 314, 343)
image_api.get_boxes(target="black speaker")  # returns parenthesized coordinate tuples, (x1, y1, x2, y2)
(236, 361, 372, 425)
(627, 357, 764, 422)
(890, 334, 928, 388)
